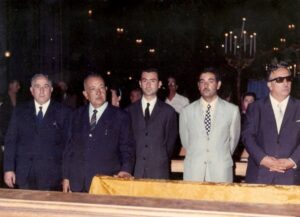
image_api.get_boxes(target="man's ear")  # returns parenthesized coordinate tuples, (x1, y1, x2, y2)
(82, 90, 88, 100)
(30, 87, 34, 96)
(217, 81, 222, 90)
(158, 81, 162, 88)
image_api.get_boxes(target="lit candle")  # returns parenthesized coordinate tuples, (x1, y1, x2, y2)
(253, 32, 257, 54)
(241, 17, 246, 38)
(225, 33, 228, 54)
(229, 31, 233, 53)
(249, 35, 253, 57)
(234, 35, 237, 55)
(243, 31, 247, 53)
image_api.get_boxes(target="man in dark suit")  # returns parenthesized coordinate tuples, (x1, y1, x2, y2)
(3, 74, 71, 190)
(242, 63, 300, 185)
(126, 68, 177, 179)
(63, 74, 135, 193)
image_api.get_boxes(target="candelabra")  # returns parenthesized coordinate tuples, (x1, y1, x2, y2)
(223, 18, 256, 101)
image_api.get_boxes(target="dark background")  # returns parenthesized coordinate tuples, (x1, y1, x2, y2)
(0, 0, 299, 104)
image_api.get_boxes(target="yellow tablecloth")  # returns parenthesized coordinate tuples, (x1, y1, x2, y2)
(89, 176, 300, 204)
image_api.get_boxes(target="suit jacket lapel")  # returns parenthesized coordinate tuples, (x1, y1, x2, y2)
(193, 100, 205, 135)
(149, 100, 162, 121)
(280, 97, 295, 132)
(264, 97, 278, 135)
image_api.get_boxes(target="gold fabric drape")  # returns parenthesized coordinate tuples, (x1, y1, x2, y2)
(89, 176, 300, 204)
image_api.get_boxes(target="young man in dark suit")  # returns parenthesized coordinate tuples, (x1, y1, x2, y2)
(243, 63, 300, 185)
(4, 74, 71, 190)
(63, 74, 135, 192)
(126, 68, 177, 179)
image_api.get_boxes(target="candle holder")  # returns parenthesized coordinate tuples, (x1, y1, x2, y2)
(223, 18, 257, 101)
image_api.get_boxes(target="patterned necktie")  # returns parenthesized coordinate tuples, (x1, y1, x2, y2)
(145, 103, 150, 121)
(204, 104, 211, 136)
(37, 106, 43, 124)
(90, 109, 98, 131)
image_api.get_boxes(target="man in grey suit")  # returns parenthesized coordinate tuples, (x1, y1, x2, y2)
(242, 63, 300, 185)
(180, 67, 240, 183)
(126, 68, 177, 179)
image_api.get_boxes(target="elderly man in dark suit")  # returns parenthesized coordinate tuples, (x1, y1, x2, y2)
(126, 68, 177, 179)
(242, 63, 300, 185)
(63, 74, 135, 193)
(4, 74, 71, 190)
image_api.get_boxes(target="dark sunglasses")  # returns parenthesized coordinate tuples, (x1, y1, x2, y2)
(268, 75, 293, 83)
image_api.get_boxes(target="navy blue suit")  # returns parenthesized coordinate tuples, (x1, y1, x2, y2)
(126, 100, 177, 179)
(242, 96, 300, 185)
(63, 104, 135, 192)
(4, 100, 71, 190)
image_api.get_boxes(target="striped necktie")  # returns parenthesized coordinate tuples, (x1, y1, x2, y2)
(90, 109, 98, 131)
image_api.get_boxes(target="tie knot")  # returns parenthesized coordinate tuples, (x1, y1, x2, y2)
(207, 104, 211, 110)
(146, 103, 150, 108)
(39, 106, 43, 111)
(93, 109, 98, 114)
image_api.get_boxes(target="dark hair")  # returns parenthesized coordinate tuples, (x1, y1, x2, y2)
(266, 62, 291, 80)
(83, 73, 105, 90)
(141, 68, 160, 80)
(199, 67, 221, 82)
(242, 92, 256, 101)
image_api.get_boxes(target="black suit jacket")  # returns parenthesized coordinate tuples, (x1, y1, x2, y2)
(63, 103, 135, 192)
(4, 100, 71, 190)
(126, 99, 178, 179)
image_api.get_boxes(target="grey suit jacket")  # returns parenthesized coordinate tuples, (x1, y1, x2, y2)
(180, 97, 240, 182)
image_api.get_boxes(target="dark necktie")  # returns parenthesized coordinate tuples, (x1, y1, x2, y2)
(145, 103, 150, 121)
(37, 106, 43, 124)
(90, 109, 98, 131)
(204, 104, 211, 136)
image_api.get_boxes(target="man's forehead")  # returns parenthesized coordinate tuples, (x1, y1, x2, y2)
(33, 77, 50, 84)
(141, 72, 158, 79)
(87, 77, 105, 85)
(199, 72, 216, 79)
(270, 68, 290, 77)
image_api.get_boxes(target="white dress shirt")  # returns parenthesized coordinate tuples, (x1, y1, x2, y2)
(141, 96, 157, 116)
(165, 93, 189, 114)
(89, 102, 108, 124)
(34, 100, 51, 116)
(269, 95, 289, 133)
(200, 96, 218, 127)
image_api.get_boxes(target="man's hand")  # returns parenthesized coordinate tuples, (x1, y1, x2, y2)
(114, 171, 132, 178)
(278, 158, 295, 170)
(260, 156, 286, 173)
(4, 171, 16, 188)
(62, 179, 72, 193)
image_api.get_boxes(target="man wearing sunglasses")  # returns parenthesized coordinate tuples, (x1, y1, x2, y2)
(242, 63, 300, 185)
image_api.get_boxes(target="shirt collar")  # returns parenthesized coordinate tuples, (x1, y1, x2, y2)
(34, 99, 51, 115)
(269, 94, 289, 109)
(89, 101, 108, 114)
(200, 96, 218, 109)
(141, 96, 157, 107)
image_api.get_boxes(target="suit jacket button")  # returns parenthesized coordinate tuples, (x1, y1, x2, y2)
(145, 132, 148, 136)
(143, 157, 146, 160)
(89, 133, 92, 138)
(145, 145, 148, 148)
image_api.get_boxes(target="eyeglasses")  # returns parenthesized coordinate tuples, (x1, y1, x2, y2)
(268, 75, 293, 83)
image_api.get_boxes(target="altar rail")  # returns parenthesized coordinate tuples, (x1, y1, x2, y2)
(1, 188, 300, 217)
